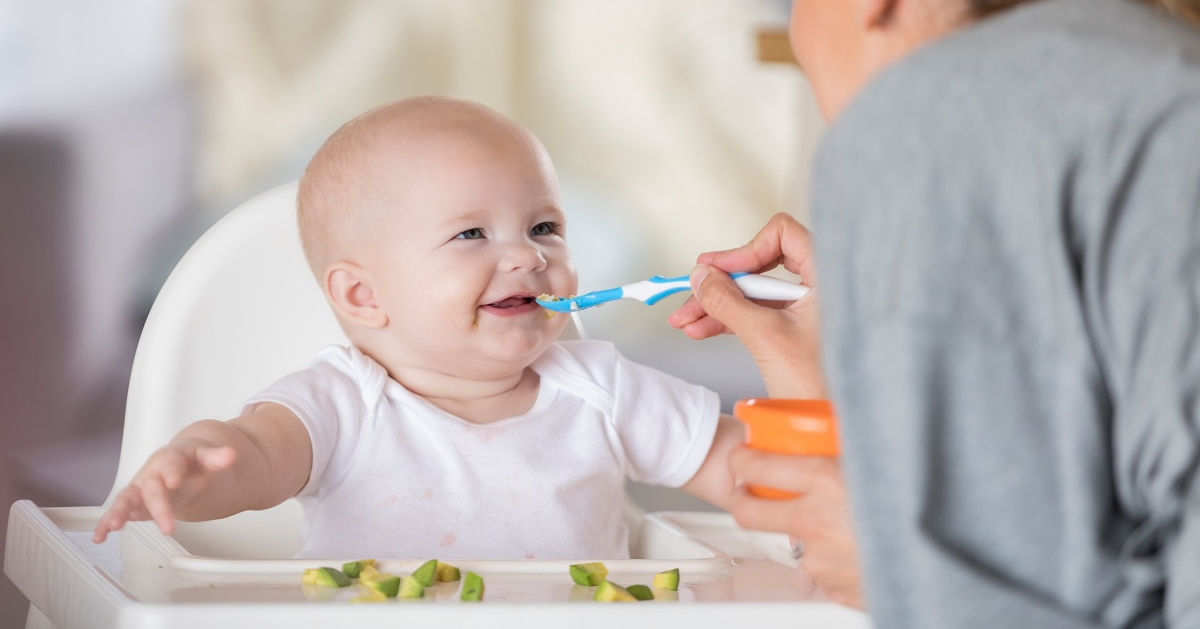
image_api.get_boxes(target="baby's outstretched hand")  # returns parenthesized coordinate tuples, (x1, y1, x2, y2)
(92, 443, 237, 543)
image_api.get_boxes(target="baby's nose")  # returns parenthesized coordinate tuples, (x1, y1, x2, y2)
(500, 243, 548, 273)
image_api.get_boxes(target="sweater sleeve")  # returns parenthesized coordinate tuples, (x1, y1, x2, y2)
(1094, 102, 1200, 626)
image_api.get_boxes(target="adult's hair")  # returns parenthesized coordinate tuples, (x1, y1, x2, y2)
(967, 0, 1200, 24)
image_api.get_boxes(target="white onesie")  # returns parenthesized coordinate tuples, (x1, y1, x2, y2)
(244, 340, 719, 560)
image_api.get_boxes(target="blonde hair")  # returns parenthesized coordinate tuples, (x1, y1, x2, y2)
(296, 104, 389, 279)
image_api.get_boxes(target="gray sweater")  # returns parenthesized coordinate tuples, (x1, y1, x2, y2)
(811, 0, 1200, 626)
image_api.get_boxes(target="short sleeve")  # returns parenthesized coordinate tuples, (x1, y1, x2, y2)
(608, 349, 721, 487)
(242, 345, 383, 497)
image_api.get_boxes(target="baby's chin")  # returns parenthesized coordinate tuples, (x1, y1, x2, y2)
(473, 327, 563, 366)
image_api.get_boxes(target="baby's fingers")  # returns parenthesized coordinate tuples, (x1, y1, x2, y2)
(138, 473, 177, 535)
(92, 486, 146, 543)
(196, 445, 237, 473)
(156, 449, 191, 490)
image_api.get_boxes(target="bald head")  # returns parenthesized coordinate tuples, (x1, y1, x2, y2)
(296, 96, 543, 277)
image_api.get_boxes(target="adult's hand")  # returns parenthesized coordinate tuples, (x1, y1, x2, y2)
(729, 445, 863, 609)
(667, 213, 825, 398)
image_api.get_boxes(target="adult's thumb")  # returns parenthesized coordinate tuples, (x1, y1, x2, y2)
(691, 264, 760, 333)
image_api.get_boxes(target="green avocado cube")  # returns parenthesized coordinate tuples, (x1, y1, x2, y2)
(363, 574, 401, 598)
(593, 580, 637, 602)
(301, 568, 319, 585)
(412, 559, 438, 587)
(341, 559, 376, 579)
(313, 566, 351, 587)
(398, 576, 425, 599)
(568, 562, 609, 586)
(652, 568, 679, 591)
(435, 560, 461, 582)
(460, 571, 485, 601)
(626, 584, 654, 601)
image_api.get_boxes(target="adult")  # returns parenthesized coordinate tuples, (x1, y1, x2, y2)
(669, 0, 1200, 626)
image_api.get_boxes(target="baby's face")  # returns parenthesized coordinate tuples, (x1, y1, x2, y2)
(362, 127, 578, 379)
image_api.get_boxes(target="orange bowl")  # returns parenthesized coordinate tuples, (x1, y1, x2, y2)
(733, 398, 839, 499)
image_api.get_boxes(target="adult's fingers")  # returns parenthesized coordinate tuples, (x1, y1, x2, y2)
(668, 294, 733, 340)
(689, 265, 770, 338)
(703, 213, 819, 287)
(728, 485, 799, 535)
(729, 446, 837, 494)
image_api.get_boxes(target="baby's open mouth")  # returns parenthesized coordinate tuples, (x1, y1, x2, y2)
(487, 296, 535, 308)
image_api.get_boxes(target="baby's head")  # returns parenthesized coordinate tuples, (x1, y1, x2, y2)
(297, 96, 578, 382)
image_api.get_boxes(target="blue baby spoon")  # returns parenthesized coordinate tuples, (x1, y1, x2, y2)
(536, 272, 809, 313)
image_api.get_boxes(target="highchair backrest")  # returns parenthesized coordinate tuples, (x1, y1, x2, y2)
(111, 181, 584, 559)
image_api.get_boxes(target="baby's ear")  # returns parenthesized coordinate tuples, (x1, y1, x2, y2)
(325, 262, 387, 328)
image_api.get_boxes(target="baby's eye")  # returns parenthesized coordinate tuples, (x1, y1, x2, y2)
(455, 228, 485, 240)
(530, 222, 559, 237)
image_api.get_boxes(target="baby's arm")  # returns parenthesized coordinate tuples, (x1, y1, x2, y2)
(680, 414, 744, 510)
(92, 402, 311, 543)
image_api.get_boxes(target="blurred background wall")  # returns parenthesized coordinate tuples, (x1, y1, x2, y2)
(0, 0, 822, 624)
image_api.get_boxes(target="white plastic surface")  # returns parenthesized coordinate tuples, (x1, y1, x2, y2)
(6, 501, 872, 628)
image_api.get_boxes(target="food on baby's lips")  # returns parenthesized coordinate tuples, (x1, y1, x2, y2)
(435, 560, 461, 582)
(399, 576, 425, 599)
(341, 558, 375, 579)
(625, 584, 654, 601)
(460, 571, 485, 601)
(593, 580, 637, 602)
(537, 293, 559, 317)
(652, 568, 680, 591)
(303, 566, 351, 587)
(568, 562, 609, 586)
(412, 558, 438, 586)
(362, 573, 401, 598)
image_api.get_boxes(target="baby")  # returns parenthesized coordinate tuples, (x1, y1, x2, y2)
(92, 96, 741, 559)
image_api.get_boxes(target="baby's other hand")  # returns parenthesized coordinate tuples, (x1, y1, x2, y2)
(92, 444, 236, 544)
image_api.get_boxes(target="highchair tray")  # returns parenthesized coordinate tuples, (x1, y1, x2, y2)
(5, 500, 871, 628)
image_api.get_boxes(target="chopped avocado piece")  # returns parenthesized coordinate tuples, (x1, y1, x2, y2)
(593, 580, 637, 602)
(652, 568, 680, 591)
(436, 560, 461, 582)
(412, 559, 438, 587)
(358, 564, 380, 580)
(460, 571, 485, 601)
(313, 566, 351, 587)
(301, 568, 320, 585)
(568, 562, 609, 586)
(398, 576, 425, 599)
(626, 584, 654, 601)
(363, 574, 401, 598)
(341, 559, 376, 579)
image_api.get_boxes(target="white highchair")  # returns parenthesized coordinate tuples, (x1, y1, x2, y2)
(5, 183, 869, 629)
